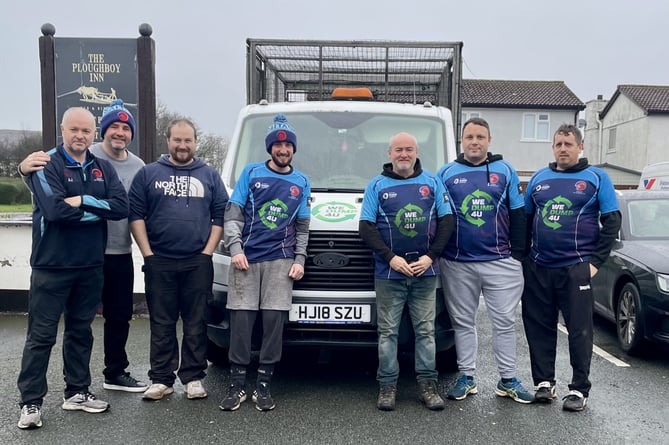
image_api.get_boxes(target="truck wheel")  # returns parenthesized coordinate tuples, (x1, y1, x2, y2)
(207, 339, 229, 367)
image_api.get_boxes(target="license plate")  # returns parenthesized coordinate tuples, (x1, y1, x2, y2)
(289, 304, 371, 324)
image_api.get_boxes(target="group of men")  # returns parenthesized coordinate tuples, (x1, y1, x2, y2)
(15, 105, 619, 430)
(359, 117, 620, 414)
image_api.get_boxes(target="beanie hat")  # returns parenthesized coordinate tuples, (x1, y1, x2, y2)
(100, 99, 136, 140)
(265, 113, 297, 153)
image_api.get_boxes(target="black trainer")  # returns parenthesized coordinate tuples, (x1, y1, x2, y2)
(252, 381, 276, 411)
(562, 390, 587, 412)
(534, 381, 557, 403)
(104, 373, 149, 393)
(219, 384, 247, 411)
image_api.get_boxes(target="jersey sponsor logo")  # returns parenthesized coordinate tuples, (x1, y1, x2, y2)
(254, 181, 270, 190)
(381, 192, 398, 200)
(312, 201, 357, 222)
(461, 189, 493, 227)
(395, 203, 427, 237)
(535, 184, 551, 192)
(541, 195, 575, 230)
(453, 177, 468, 185)
(259, 198, 289, 229)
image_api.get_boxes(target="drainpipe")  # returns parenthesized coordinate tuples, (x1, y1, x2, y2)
(595, 111, 603, 165)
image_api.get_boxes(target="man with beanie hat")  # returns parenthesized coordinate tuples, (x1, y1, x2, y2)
(18, 99, 147, 393)
(220, 113, 311, 412)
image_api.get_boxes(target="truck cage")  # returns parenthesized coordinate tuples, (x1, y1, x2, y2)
(246, 38, 464, 134)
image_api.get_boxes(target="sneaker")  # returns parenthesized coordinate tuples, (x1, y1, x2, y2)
(534, 381, 557, 403)
(418, 380, 445, 410)
(495, 378, 534, 404)
(62, 392, 110, 413)
(219, 384, 247, 411)
(562, 390, 588, 412)
(446, 374, 478, 401)
(17, 404, 42, 429)
(103, 373, 149, 393)
(377, 384, 397, 411)
(252, 381, 276, 411)
(142, 383, 174, 401)
(185, 380, 208, 399)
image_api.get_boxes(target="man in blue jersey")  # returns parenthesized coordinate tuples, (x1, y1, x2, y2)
(523, 124, 621, 412)
(129, 118, 228, 402)
(219, 114, 311, 412)
(359, 132, 454, 411)
(437, 117, 533, 404)
(16, 107, 128, 429)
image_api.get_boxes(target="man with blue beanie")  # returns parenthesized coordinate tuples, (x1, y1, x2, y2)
(220, 114, 311, 412)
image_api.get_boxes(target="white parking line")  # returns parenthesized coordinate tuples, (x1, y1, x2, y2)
(557, 323, 630, 367)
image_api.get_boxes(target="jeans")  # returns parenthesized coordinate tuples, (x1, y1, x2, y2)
(375, 276, 438, 385)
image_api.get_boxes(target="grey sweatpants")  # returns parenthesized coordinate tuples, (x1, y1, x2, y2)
(439, 257, 523, 378)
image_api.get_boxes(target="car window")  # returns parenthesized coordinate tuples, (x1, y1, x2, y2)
(627, 199, 669, 238)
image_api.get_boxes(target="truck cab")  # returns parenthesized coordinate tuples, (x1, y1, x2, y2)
(207, 39, 463, 367)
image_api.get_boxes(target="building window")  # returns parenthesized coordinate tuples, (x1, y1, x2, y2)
(522, 113, 550, 141)
(608, 127, 617, 152)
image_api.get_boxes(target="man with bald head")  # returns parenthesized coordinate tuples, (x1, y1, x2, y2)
(16, 107, 128, 429)
(359, 132, 454, 411)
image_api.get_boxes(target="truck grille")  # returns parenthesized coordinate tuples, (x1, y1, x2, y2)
(294, 230, 375, 291)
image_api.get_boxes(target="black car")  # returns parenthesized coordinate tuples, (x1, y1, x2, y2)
(592, 190, 669, 354)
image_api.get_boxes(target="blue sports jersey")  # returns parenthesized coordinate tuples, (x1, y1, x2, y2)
(437, 159, 524, 261)
(229, 162, 311, 263)
(525, 165, 619, 267)
(360, 171, 452, 279)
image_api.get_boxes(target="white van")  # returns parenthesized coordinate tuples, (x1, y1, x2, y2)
(639, 161, 669, 190)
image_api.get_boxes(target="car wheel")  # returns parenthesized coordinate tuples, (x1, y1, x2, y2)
(207, 339, 229, 367)
(616, 283, 645, 354)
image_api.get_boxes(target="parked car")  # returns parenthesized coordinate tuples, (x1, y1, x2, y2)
(592, 190, 669, 354)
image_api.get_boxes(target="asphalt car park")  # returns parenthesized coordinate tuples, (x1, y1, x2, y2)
(592, 190, 669, 354)
(1, 303, 668, 444)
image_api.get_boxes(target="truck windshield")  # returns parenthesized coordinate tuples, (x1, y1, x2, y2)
(231, 112, 447, 191)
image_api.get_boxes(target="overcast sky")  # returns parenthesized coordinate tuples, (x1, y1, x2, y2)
(1, 0, 667, 139)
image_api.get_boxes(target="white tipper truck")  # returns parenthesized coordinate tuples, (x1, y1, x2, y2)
(207, 38, 464, 367)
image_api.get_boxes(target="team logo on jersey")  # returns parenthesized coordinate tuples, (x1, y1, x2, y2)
(289, 185, 300, 199)
(312, 201, 357, 222)
(541, 195, 575, 230)
(395, 203, 427, 237)
(574, 181, 587, 191)
(419, 185, 430, 197)
(489, 173, 499, 184)
(259, 198, 289, 230)
(92, 168, 104, 181)
(461, 189, 493, 227)
(64, 169, 74, 182)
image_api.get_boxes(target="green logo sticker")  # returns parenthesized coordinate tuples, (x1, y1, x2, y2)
(395, 203, 427, 237)
(541, 195, 575, 230)
(461, 189, 494, 227)
(259, 198, 289, 229)
(312, 201, 358, 222)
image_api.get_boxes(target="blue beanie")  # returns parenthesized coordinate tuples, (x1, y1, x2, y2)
(100, 99, 136, 140)
(265, 113, 297, 153)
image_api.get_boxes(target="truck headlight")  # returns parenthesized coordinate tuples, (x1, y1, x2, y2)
(657, 273, 669, 293)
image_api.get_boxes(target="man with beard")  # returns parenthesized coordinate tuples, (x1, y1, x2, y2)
(18, 100, 147, 394)
(129, 118, 228, 401)
(219, 114, 311, 412)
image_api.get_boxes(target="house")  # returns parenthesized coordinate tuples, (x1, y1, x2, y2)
(583, 85, 669, 186)
(462, 79, 585, 182)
